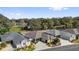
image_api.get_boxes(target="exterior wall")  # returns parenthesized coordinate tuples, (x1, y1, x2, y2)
(42, 33, 56, 42)
(21, 39, 31, 47)
(16, 44, 22, 48)
(42, 33, 49, 42)
(48, 30, 60, 36)
(15, 41, 31, 48)
(54, 30, 60, 36)
(26, 41, 31, 46)
(60, 31, 76, 41)
(16, 40, 31, 48)
(70, 35, 76, 41)
(21, 40, 27, 47)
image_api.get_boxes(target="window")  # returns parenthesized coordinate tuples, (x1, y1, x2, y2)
(23, 42, 26, 45)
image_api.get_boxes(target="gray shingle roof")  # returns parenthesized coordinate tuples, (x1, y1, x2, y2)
(25, 31, 37, 39)
(77, 29, 79, 34)
(63, 29, 76, 34)
(11, 33, 29, 45)
(46, 30, 54, 35)
(0, 32, 13, 42)
(42, 32, 56, 40)
(0, 32, 29, 45)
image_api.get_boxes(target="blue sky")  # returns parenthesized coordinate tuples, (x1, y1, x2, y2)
(0, 7, 79, 19)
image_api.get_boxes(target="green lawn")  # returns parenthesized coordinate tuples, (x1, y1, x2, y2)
(72, 39, 79, 43)
(0, 43, 7, 50)
(9, 27, 21, 32)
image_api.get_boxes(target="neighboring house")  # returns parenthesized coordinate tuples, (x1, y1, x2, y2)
(0, 32, 31, 48)
(42, 32, 56, 43)
(60, 29, 79, 41)
(63, 29, 76, 34)
(25, 31, 39, 42)
(42, 29, 76, 41)
(25, 31, 37, 40)
(73, 29, 79, 35)
(76, 29, 79, 37)
(47, 30, 60, 37)
(74, 29, 79, 35)
(63, 29, 79, 35)
(60, 29, 76, 41)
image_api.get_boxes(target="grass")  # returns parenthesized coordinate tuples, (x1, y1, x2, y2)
(26, 43, 35, 51)
(47, 38, 61, 47)
(9, 27, 21, 32)
(0, 42, 7, 50)
(71, 39, 79, 43)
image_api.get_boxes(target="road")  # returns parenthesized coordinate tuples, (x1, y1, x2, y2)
(41, 44, 79, 51)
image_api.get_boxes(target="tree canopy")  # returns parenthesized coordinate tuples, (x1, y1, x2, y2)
(0, 14, 79, 33)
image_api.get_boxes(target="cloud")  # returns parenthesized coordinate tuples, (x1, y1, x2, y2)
(49, 7, 69, 11)
(10, 13, 21, 16)
(10, 13, 26, 19)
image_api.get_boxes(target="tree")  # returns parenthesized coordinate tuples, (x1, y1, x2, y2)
(0, 27, 9, 35)
(41, 19, 48, 30)
(47, 19, 54, 29)
(0, 14, 10, 34)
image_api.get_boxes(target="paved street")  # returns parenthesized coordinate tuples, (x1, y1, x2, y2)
(41, 44, 79, 51)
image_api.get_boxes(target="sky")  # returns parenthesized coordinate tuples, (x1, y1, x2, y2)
(0, 7, 79, 19)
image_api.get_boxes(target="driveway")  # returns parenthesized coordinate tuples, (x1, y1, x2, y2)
(41, 38, 76, 51)
(35, 41, 51, 51)
(35, 38, 74, 51)
(59, 38, 73, 46)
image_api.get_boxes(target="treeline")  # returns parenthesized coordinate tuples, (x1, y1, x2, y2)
(0, 14, 79, 33)
(0, 14, 12, 34)
(13, 17, 79, 30)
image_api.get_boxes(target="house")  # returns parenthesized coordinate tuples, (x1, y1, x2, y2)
(25, 31, 41, 43)
(63, 29, 79, 35)
(47, 30, 60, 37)
(60, 29, 76, 41)
(0, 32, 31, 48)
(63, 29, 76, 34)
(73, 29, 79, 35)
(25, 31, 37, 40)
(41, 29, 61, 43)
(76, 29, 79, 38)
(73, 29, 79, 36)
(42, 32, 56, 43)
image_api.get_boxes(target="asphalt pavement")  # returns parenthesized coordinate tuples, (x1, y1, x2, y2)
(41, 44, 79, 51)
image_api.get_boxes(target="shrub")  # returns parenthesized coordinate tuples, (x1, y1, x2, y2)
(26, 42, 35, 51)
(47, 38, 61, 47)
(0, 43, 7, 48)
(0, 27, 9, 35)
